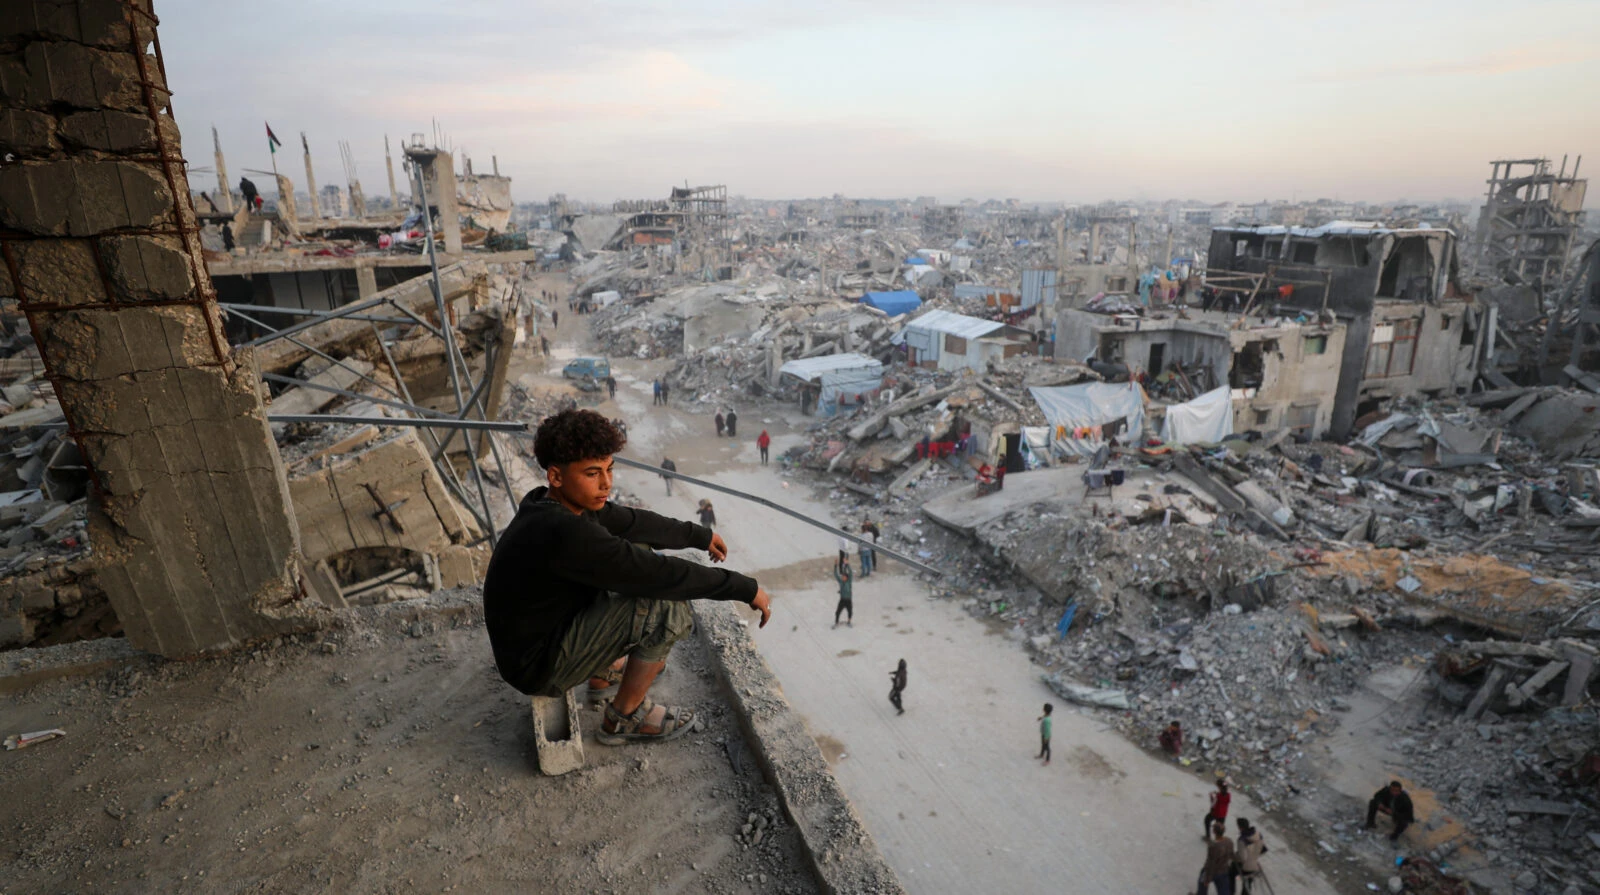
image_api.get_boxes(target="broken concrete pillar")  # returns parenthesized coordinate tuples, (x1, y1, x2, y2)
(355, 265, 378, 300)
(0, 0, 317, 657)
(1560, 640, 1596, 706)
(1465, 661, 1509, 720)
(406, 146, 462, 254)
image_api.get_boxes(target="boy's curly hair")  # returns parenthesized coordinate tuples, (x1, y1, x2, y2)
(533, 409, 626, 469)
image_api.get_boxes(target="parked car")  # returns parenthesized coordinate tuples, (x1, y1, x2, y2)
(562, 357, 610, 380)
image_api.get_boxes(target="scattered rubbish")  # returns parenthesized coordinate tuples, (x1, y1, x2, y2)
(4, 729, 66, 750)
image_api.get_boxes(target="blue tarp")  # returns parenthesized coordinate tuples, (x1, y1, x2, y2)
(861, 290, 922, 316)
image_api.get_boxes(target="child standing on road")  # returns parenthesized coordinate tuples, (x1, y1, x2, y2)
(1037, 703, 1053, 765)
(832, 562, 853, 627)
(888, 659, 907, 715)
(1204, 777, 1232, 840)
(697, 499, 715, 529)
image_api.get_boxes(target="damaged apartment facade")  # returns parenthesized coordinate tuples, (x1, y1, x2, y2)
(1056, 223, 1486, 441)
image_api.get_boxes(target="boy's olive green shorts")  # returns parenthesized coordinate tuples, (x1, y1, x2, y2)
(536, 594, 694, 697)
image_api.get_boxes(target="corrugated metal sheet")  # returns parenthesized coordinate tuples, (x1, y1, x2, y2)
(1021, 269, 1058, 309)
(899, 309, 1005, 340)
(778, 352, 882, 382)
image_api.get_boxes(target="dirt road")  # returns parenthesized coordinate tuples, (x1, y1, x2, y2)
(590, 337, 1348, 893)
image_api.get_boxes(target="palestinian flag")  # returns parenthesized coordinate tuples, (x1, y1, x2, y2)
(266, 123, 282, 154)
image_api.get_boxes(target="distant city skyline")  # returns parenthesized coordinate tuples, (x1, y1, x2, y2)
(160, 0, 1599, 209)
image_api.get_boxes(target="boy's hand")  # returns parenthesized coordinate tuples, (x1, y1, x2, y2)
(749, 587, 772, 628)
(707, 532, 728, 562)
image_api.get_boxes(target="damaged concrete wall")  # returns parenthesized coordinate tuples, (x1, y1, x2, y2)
(0, 0, 315, 656)
(288, 430, 484, 591)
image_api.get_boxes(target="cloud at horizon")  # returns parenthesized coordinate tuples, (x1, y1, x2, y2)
(156, 0, 1600, 207)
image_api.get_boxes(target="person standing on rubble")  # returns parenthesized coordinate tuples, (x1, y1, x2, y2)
(660, 457, 676, 497)
(1364, 780, 1414, 844)
(714, 411, 725, 437)
(1160, 720, 1184, 758)
(239, 176, 259, 212)
(725, 408, 738, 437)
(757, 430, 772, 465)
(832, 562, 854, 627)
(481, 409, 772, 746)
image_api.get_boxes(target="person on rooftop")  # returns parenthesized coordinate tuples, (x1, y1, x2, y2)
(482, 410, 772, 745)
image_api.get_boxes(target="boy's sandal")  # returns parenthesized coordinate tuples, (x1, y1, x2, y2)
(596, 698, 696, 745)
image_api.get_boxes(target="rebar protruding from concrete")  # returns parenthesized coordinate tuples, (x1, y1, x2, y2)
(531, 690, 585, 776)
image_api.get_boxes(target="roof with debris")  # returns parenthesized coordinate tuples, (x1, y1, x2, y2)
(1213, 220, 1453, 239)
(778, 352, 882, 382)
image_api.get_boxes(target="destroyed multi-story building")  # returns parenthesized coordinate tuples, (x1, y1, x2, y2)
(1203, 223, 1486, 438)
(1472, 156, 1587, 289)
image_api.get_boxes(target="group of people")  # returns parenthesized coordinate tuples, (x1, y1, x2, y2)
(651, 378, 671, 406)
(1161, 717, 1414, 894)
(713, 408, 739, 438)
(830, 520, 882, 627)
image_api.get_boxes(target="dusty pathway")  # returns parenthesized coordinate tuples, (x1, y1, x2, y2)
(588, 336, 1350, 894)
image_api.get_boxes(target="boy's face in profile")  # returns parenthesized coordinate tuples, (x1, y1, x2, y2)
(548, 456, 613, 513)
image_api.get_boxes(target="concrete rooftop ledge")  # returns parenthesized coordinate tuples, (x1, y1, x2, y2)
(695, 600, 907, 895)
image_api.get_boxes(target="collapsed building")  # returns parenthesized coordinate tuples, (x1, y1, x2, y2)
(1200, 223, 1486, 439)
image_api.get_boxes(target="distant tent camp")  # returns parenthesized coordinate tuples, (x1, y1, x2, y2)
(860, 290, 922, 316)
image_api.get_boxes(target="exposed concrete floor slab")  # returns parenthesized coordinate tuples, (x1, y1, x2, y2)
(0, 596, 817, 894)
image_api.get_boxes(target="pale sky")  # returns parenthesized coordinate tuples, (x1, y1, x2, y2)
(159, 0, 1600, 207)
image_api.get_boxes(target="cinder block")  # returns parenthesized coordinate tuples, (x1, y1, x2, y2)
(0, 159, 171, 236)
(11, 239, 108, 307)
(530, 690, 585, 776)
(0, 108, 57, 156)
(58, 109, 156, 154)
(99, 234, 193, 301)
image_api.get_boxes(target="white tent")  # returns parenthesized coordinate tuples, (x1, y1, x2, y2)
(1159, 386, 1234, 445)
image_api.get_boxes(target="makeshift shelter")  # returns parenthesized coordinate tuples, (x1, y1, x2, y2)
(1029, 381, 1147, 458)
(778, 353, 884, 417)
(895, 309, 1030, 373)
(861, 290, 922, 317)
(1159, 386, 1234, 445)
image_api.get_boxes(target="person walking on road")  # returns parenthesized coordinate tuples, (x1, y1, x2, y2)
(1037, 703, 1053, 765)
(605, 375, 616, 399)
(714, 411, 725, 437)
(697, 499, 716, 529)
(1364, 780, 1414, 844)
(832, 562, 853, 627)
(1233, 818, 1268, 895)
(652, 379, 662, 406)
(757, 430, 771, 465)
(888, 659, 907, 715)
(1205, 778, 1232, 840)
(1197, 820, 1235, 895)
(660, 457, 676, 497)
(660, 380, 670, 405)
(551, 309, 559, 330)
(724, 408, 737, 437)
